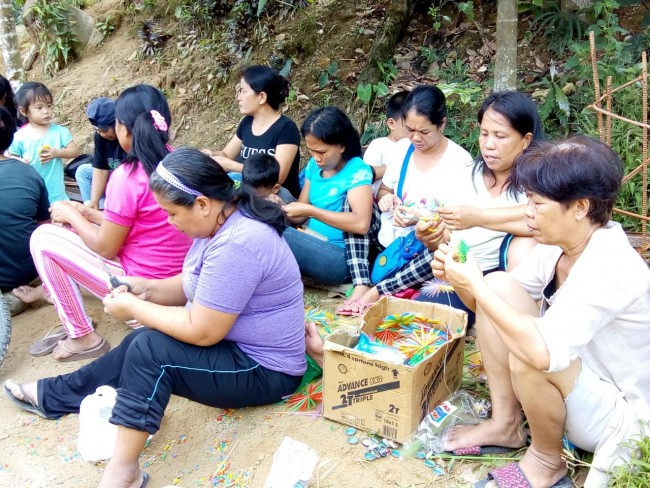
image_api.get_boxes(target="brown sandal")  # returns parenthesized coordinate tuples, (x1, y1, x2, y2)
(53, 338, 110, 362)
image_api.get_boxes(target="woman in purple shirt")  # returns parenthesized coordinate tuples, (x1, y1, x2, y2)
(5, 147, 306, 488)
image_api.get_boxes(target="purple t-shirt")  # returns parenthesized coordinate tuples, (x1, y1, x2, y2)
(182, 210, 306, 376)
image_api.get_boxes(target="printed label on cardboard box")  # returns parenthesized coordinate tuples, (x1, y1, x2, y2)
(332, 378, 401, 410)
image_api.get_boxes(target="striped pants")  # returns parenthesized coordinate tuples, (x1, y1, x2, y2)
(30, 224, 125, 338)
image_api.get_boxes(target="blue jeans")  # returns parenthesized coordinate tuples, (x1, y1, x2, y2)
(75, 164, 105, 208)
(284, 227, 351, 285)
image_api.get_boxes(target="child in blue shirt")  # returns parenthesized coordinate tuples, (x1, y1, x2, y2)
(8, 82, 79, 203)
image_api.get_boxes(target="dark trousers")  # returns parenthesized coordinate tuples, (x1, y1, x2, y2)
(38, 329, 302, 434)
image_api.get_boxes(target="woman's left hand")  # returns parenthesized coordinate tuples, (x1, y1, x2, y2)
(103, 290, 138, 321)
(49, 201, 80, 224)
(393, 205, 419, 228)
(443, 250, 484, 294)
(283, 202, 313, 219)
(415, 218, 446, 251)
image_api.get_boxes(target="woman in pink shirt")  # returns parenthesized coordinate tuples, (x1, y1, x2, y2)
(21, 84, 192, 361)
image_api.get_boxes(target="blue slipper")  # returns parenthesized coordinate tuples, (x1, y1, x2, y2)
(141, 471, 149, 488)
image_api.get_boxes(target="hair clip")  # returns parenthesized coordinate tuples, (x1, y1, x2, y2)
(150, 110, 168, 132)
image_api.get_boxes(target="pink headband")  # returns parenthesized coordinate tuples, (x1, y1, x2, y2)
(151, 110, 168, 131)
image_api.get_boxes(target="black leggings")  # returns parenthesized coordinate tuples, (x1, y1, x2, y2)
(38, 329, 302, 434)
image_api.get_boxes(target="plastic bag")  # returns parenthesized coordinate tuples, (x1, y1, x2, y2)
(354, 332, 407, 364)
(402, 390, 491, 456)
(263, 436, 319, 488)
(77, 385, 118, 462)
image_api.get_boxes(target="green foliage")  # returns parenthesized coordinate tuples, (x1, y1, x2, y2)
(30, 0, 78, 75)
(438, 81, 483, 157)
(608, 422, 650, 486)
(531, 1, 585, 55)
(95, 15, 116, 38)
(357, 61, 400, 144)
(428, 5, 451, 31)
(457, 1, 474, 22)
(317, 61, 341, 90)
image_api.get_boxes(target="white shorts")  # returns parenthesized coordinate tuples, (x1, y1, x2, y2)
(564, 362, 630, 452)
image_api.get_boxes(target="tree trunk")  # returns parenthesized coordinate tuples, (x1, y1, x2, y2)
(493, 0, 517, 92)
(0, 0, 25, 87)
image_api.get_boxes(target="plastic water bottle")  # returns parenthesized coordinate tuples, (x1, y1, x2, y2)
(77, 385, 118, 462)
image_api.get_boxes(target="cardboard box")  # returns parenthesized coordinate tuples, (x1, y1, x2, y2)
(323, 296, 467, 443)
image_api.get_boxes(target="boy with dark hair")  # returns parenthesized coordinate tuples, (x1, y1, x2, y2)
(75, 97, 126, 209)
(363, 90, 410, 197)
(242, 153, 296, 204)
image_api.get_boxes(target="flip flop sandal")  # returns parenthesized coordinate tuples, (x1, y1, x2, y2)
(3, 382, 55, 419)
(473, 463, 573, 488)
(449, 445, 517, 456)
(54, 338, 110, 363)
(140, 471, 149, 488)
(29, 325, 68, 356)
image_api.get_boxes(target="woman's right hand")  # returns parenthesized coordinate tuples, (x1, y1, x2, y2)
(378, 193, 401, 212)
(438, 206, 481, 231)
(431, 243, 451, 281)
(415, 218, 445, 251)
(283, 201, 313, 220)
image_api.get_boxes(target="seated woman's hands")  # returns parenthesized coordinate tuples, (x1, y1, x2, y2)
(437, 206, 482, 231)
(49, 201, 82, 224)
(378, 193, 401, 212)
(102, 277, 150, 321)
(282, 201, 312, 224)
(432, 243, 483, 294)
(103, 290, 137, 321)
(415, 218, 446, 251)
(392, 205, 420, 228)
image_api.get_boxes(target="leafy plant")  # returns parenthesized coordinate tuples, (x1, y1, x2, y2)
(530, 1, 585, 55)
(95, 15, 115, 38)
(607, 422, 650, 486)
(30, 0, 78, 74)
(317, 61, 341, 89)
(437, 81, 484, 156)
(137, 20, 172, 57)
(428, 5, 451, 31)
(457, 1, 474, 22)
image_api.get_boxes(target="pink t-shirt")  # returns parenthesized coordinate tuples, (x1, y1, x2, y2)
(104, 161, 192, 278)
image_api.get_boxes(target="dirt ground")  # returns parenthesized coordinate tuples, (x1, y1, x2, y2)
(0, 292, 489, 488)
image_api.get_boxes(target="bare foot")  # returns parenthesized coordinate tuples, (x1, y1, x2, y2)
(5, 379, 38, 406)
(336, 285, 371, 314)
(305, 321, 324, 368)
(52, 332, 104, 360)
(98, 463, 145, 488)
(13, 285, 45, 304)
(12, 285, 53, 305)
(442, 418, 528, 452)
(349, 286, 380, 314)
